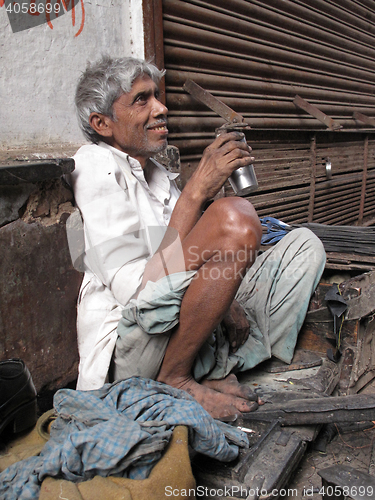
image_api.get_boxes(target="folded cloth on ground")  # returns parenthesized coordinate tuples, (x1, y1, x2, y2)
(0, 377, 248, 500)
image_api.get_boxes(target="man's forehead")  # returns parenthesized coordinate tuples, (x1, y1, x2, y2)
(115, 75, 158, 105)
(131, 74, 158, 93)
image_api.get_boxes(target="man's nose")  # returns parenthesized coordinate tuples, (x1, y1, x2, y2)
(151, 97, 168, 116)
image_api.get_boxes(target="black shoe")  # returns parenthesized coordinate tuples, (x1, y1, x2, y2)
(0, 359, 37, 438)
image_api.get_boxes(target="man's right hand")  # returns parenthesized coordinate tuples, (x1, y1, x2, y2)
(187, 131, 255, 203)
(162, 131, 256, 254)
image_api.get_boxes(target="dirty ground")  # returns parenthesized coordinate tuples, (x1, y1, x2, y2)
(191, 269, 375, 500)
(256, 367, 375, 500)
(191, 362, 375, 500)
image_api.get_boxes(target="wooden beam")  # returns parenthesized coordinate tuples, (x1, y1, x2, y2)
(293, 95, 342, 131)
(241, 394, 375, 426)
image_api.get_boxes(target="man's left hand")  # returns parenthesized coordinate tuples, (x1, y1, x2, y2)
(222, 299, 250, 353)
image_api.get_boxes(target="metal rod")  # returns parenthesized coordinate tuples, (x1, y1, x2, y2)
(293, 95, 343, 131)
(183, 79, 247, 124)
(353, 111, 375, 127)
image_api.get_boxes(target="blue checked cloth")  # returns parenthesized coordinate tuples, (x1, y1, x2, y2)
(0, 377, 248, 499)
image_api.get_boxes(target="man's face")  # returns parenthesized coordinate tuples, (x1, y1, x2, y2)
(105, 75, 168, 167)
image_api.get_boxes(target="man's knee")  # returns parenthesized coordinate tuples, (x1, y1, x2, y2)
(206, 197, 262, 252)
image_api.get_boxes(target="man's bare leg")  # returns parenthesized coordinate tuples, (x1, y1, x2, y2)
(155, 198, 262, 419)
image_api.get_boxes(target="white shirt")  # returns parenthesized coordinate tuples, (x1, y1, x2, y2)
(68, 142, 180, 389)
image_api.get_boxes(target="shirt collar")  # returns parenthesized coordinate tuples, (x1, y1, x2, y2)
(98, 142, 178, 179)
(149, 157, 179, 181)
(98, 141, 134, 170)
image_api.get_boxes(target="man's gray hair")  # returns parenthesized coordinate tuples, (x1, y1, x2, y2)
(75, 56, 166, 143)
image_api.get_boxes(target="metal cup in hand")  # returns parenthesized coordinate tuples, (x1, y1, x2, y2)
(216, 127, 258, 197)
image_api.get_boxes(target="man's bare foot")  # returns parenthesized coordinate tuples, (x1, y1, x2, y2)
(157, 374, 258, 420)
(202, 374, 258, 402)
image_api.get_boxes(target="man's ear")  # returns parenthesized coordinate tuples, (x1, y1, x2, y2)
(89, 112, 114, 138)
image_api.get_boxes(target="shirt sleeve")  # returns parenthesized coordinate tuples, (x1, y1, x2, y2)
(70, 145, 150, 306)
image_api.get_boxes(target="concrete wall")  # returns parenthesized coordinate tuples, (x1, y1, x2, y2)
(0, 0, 145, 151)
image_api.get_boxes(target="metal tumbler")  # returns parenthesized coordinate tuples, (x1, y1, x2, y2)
(216, 129, 258, 197)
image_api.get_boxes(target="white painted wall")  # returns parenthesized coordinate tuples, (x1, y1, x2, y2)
(0, 0, 145, 151)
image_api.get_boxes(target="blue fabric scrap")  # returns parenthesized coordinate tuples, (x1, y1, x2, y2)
(260, 216, 292, 245)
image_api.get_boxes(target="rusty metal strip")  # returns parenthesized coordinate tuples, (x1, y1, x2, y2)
(359, 136, 369, 224)
(353, 111, 375, 128)
(293, 95, 343, 131)
(183, 79, 247, 125)
(308, 134, 316, 222)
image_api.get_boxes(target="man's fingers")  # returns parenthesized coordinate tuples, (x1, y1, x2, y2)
(221, 138, 252, 156)
(214, 130, 245, 145)
(209, 131, 252, 154)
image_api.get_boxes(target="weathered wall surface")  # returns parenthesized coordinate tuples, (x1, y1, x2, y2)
(0, 0, 145, 151)
(0, 1, 145, 395)
(0, 175, 83, 394)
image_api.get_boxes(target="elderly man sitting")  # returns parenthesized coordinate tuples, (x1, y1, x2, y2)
(68, 56, 325, 420)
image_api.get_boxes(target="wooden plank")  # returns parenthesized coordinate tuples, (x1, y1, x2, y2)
(241, 394, 375, 426)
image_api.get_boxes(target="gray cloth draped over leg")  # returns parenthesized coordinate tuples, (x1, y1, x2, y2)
(193, 227, 326, 380)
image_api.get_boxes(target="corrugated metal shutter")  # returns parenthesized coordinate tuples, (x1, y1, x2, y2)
(163, 0, 375, 135)
(146, 0, 375, 225)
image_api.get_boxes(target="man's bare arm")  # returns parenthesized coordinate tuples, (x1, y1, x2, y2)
(168, 131, 254, 240)
(139, 131, 255, 289)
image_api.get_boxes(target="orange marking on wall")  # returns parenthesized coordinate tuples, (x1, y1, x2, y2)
(74, 0, 84, 37)
(0, 0, 85, 36)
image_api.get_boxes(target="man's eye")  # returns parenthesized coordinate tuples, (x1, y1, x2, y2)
(136, 95, 147, 103)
